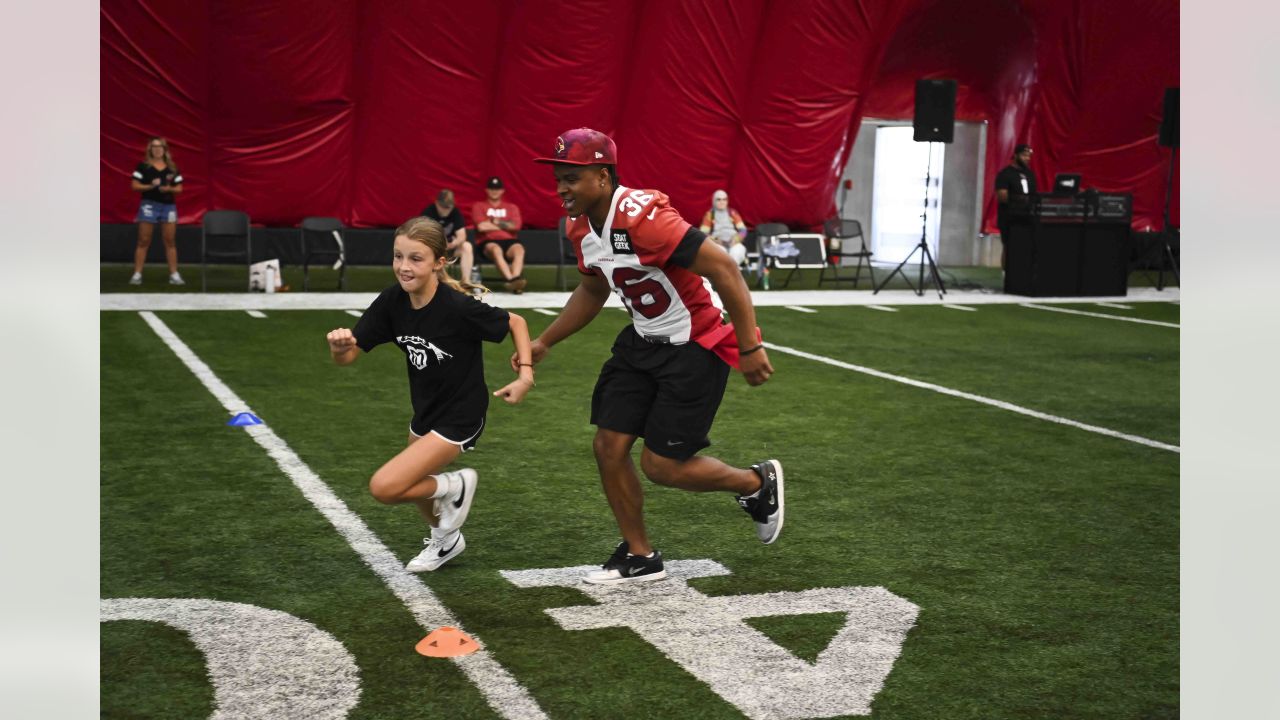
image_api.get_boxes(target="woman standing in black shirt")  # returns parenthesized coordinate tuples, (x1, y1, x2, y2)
(129, 137, 185, 285)
(325, 217, 535, 572)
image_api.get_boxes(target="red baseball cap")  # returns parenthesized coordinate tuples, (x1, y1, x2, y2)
(534, 128, 617, 166)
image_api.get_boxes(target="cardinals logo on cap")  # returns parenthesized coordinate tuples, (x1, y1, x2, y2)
(534, 127, 618, 166)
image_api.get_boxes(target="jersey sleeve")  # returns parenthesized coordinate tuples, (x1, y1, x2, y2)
(455, 292, 511, 342)
(633, 201, 703, 269)
(565, 218, 593, 275)
(353, 287, 396, 352)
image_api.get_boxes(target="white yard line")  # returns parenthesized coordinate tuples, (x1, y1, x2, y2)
(1021, 303, 1179, 328)
(785, 306, 818, 313)
(866, 305, 898, 313)
(764, 341, 1179, 454)
(246, 310, 267, 318)
(138, 311, 548, 720)
(1093, 302, 1132, 310)
(345, 310, 362, 317)
(941, 304, 977, 312)
(531, 308, 558, 316)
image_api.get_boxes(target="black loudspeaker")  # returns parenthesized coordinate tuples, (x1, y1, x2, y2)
(1158, 87, 1179, 148)
(913, 79, 957, 143)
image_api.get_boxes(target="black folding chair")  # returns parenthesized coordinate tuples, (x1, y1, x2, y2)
(201, 210, 251, 292)
(300, 216, 346, 291)
(819, 218, 876, 288)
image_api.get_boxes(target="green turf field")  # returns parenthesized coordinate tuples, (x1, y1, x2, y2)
(101, 298, 1178, 719)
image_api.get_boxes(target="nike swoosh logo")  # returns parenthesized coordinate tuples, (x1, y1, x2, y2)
(452, 480, 467, 509)
(666, 440, 684, 446)
(437, 538, 460, 557)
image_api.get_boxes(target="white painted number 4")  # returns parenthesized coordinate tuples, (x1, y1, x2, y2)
(620, 189, 654, 217)
(502, 559, 919, 719)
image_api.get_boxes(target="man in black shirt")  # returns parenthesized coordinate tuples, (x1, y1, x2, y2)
(422, 189, 474, 283)
(994, 144, 1037, 269)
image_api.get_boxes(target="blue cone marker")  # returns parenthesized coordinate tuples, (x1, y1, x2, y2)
(227, 412, 263, 426)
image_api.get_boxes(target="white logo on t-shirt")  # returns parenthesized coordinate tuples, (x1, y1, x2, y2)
(397, 335, 452, 370)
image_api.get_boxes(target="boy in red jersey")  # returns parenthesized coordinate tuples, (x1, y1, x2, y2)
(523, 128, 783, 584)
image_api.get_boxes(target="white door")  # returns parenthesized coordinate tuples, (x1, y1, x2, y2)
(870, 127, 945, 265)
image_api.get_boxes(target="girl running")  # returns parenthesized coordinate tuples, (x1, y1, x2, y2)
(326, 217, 534, 571)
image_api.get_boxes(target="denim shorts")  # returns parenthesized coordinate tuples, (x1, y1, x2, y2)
(136, 200, 177, 224)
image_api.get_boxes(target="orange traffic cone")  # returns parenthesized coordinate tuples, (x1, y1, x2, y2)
(415, 626, 480, 658)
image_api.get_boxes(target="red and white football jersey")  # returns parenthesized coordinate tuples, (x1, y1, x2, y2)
(568, 186, 725, 345)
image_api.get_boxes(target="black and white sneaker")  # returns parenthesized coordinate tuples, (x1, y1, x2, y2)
(737, 459, 784, 544)
(582, 542, 667, 585)
(405, 530, 466, 572)
(435, 468, 477, 532)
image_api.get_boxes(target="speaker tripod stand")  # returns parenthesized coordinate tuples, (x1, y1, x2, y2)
(874, 142, 947, 299)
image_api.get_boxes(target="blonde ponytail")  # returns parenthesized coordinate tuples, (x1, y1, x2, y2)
(394, 216, 489, 297)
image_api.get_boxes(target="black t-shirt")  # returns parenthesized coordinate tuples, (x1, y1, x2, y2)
(421, 204, 467, 240)
(134, 163, 183, 203)
(354, 284, 510, 436)
(995, 164, 1037, 224)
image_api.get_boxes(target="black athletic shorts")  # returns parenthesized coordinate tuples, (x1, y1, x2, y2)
(481, 239, 522, 256)
(410, 417, 485, 452)
(590, 325, 731, 461)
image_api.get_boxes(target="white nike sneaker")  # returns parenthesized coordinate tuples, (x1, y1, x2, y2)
(129, 272, 143, 285)
(406, 530, 465, 572)
(169, 272, 185, 286)
(435, 469, 478, 532)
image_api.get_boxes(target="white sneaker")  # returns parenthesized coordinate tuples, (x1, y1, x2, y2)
(169, 272, 185, 286)
(435, 469, 478, 532)
(405, 530, 465, 572)
(129, 272, 143, 285)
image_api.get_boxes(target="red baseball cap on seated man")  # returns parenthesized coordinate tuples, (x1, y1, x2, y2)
(534, 128, 617, 166)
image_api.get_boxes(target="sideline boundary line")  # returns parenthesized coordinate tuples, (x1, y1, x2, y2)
(138, 311, 548, 720)
(764, 341, 1179, 454)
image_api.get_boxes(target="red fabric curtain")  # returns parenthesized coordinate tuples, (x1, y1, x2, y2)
(101, 0, 1178, 232)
